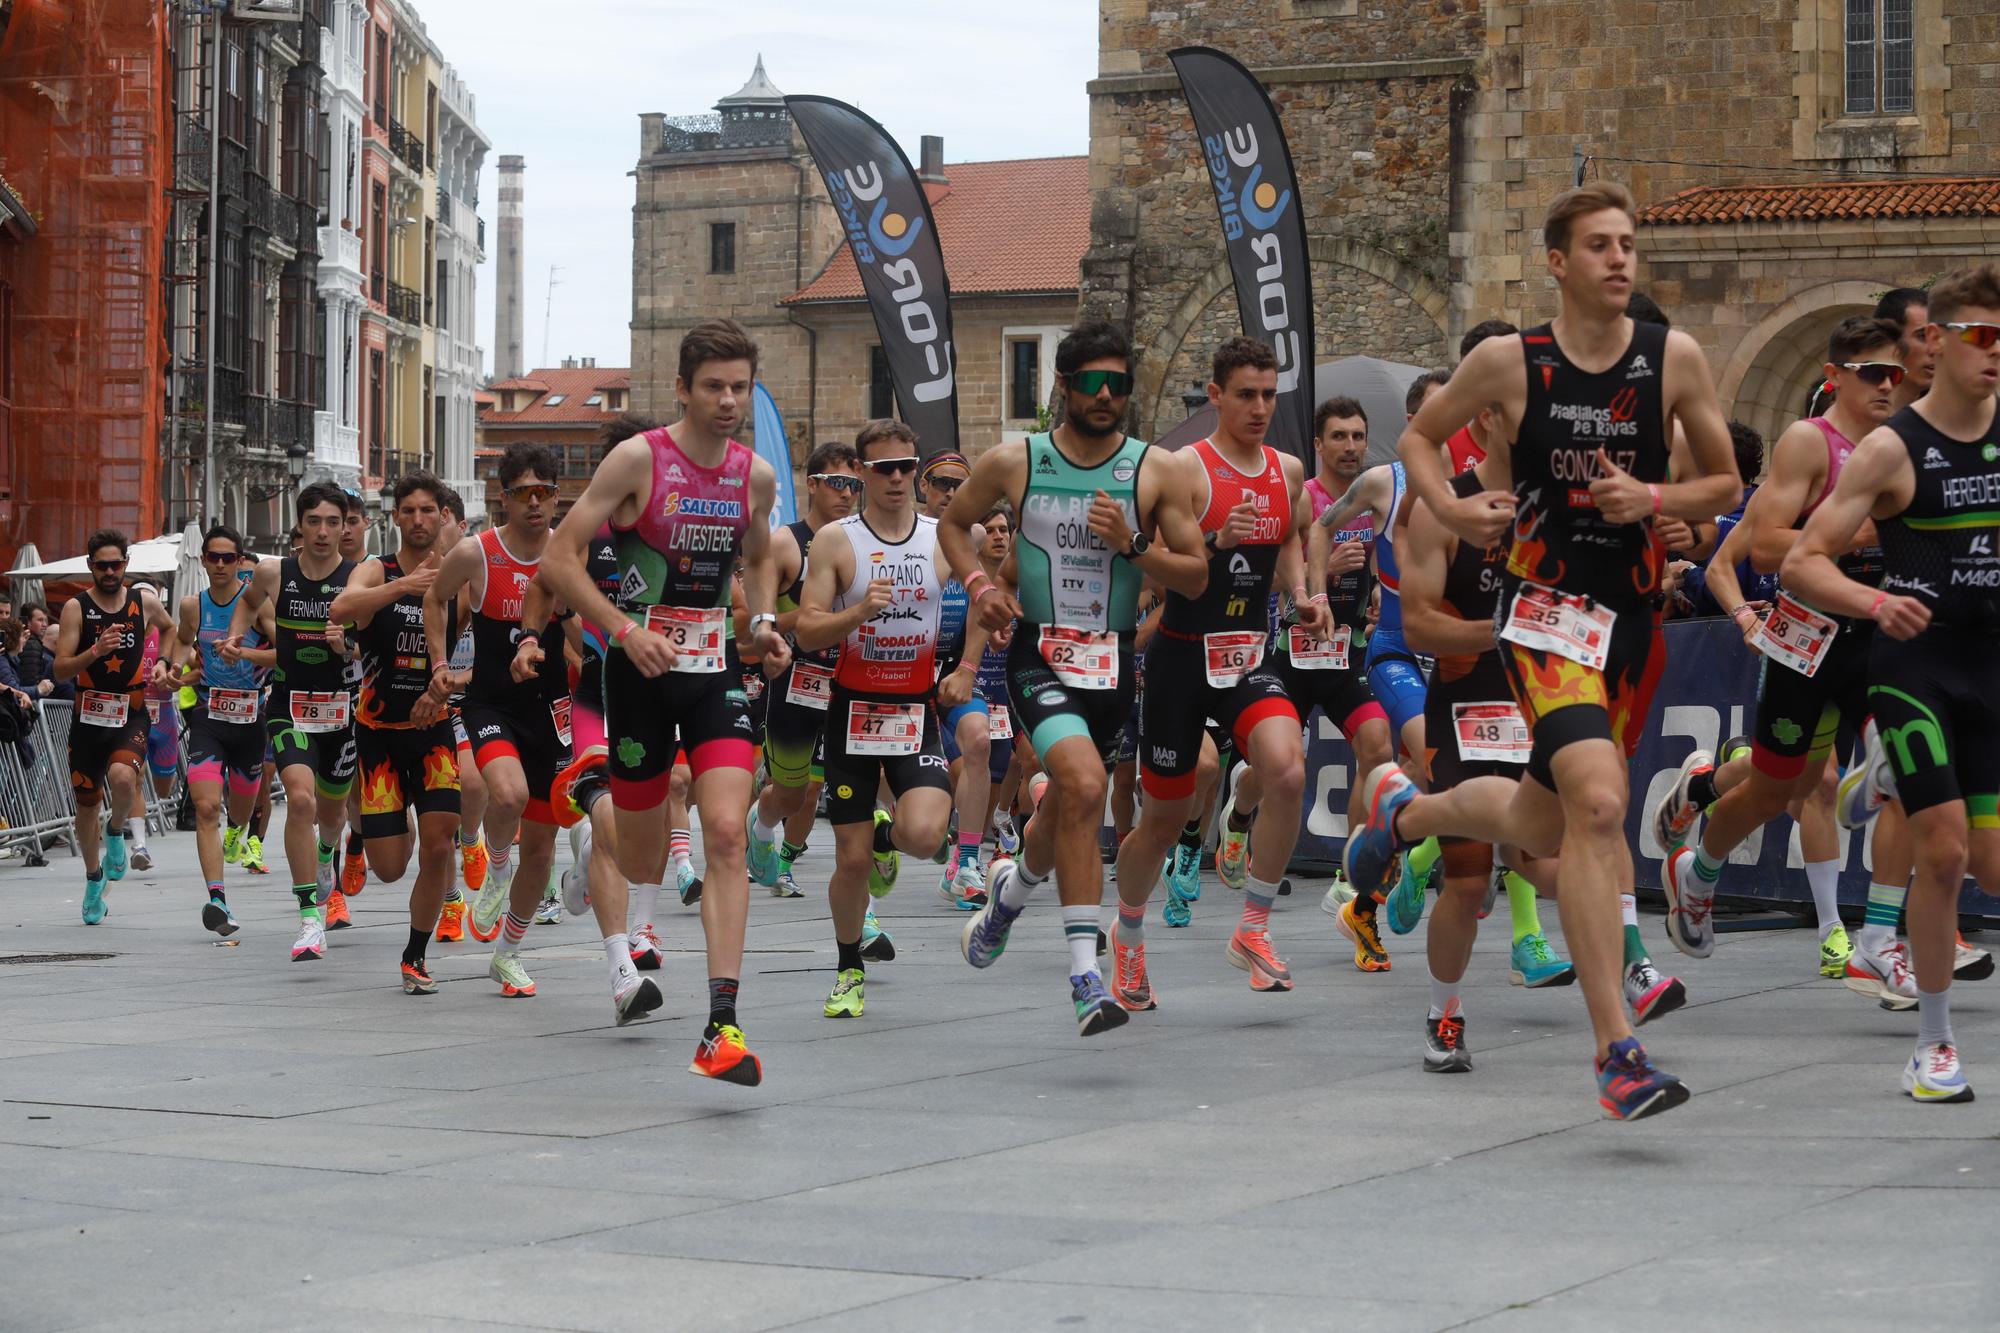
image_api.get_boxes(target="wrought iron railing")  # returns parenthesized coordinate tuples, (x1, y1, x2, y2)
(435, 188, 451, 228)
(389, 119, 425, 174)
(660, 111, 791, 154)
(386, 280, 422, 325)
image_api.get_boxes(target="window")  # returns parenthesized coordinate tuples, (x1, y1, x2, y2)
(218, 233, 244, 371)
(221, 38, 245, 146)
(372, 29, 388, 126)
(279, 272, 314, 403)
(281, 78, 319, 203)
(1846, 0, 1915, 115)
(1008, 339, 1041, 420)
(246, 255, 266, 395)
(369, 182, 385, 302)
(248, 54, 270, 177)
(368, 349, 384, 476)
(435, 258, 448, 333)
(584, 394, 603, 407)
(709, 222, 735, 274)
(868, 345, 896, 419)
(543, 394, 566, 407)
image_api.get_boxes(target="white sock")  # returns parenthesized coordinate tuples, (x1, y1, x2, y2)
(630, 881, 660, 930)
(751, 808, 780, 844)
(1917, 987, 1953, 1048)
(490, 841, 512, 875)
(1620, 892, 1639, 930)
(999, 858, 1045, 912)
(605, 932, 633, 986)
(670, 850, 691, 872)
(1804, 859, 1842, 938)
(127, 822, 148, 851)
(1428, 967, 1461, 1020)
(1062, 904, 1099, 977)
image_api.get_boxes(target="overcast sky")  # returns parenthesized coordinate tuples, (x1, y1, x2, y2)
(410, 1, 1098, 378)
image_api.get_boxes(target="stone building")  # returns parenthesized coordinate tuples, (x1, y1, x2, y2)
(1085, 0, 2000, 451)
(475, 359, 632, 519)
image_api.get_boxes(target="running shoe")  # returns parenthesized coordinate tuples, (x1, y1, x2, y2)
(563, 822, 593, 917)
(823, 967, 866, 1019)
(1819, 924, 1854, 979)
(1477, 864, 1501, 920)
(461, 835, 490, 891)
(933, 813, 955, 866)
(960, 861, 1022, 968)
(1071, 972, 1130, 1037)
(1321, 871, 1357, 916)
(1165, 841, 1202, 904)
(314, 853, 334, 905)
(489, 951, 536, 998)
(400, 959, 437, 995)
(747, 819, 779, 887)
(690, 1024, 762, 1086)
(1596, 1036, 1689, 1121)
(201, 896, 239, 938)
(470, 856, 514, 941)
(937, 859, 975, 910)
(676, 859, 703, 906)
(103, 834, 128, 882)
(1424, 1001, 1472, 1073)
(1509, 933, 1576, 987)
(341, 844, 367, 898)
(614, 971, 663, 1026)
(1902, 1041, 1974, 1104)
(81, 873, 108, 925)
(1385, 854, 1426, 935)
(1651, 748, 1713, 853)
(1622, 958, 1687, 1024)
(629, 924, 663, 972)
(222, 825, 244, 865)
(1336, 899, 1391, 972)
(1836, 720, 1896, 830)
(243, 834, 267, 874)
(773, 869, 803, 900)
(1845, 936, 1919, 1010)
(1662, 845, 1716, 959)
(436, 898, 466, 943)
(1955, 933, 1994, 982)
(1719, 734, 1752, 765)
(859, 907, 895, 962)
(955, 860, 988, 908)
(533, 897, 562, 925)
(1217, 782, 1250, 890)
(992, 809, 1020, 857)
(1163, 879, 1193, 928)
(324, 887, 352, 931)
(291, 916, 326, 961)
(1344, 764, 1415, 898)
(1226, 928, 1293, 992)
(1110, 931, 1157, 1011)
(867, 810, 901, 897)
(129, 839, 153, 873)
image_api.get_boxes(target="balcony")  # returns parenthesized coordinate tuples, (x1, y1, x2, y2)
(313, 410, 362, 475)
(243, 394, 311, 452)
(477, 216, 485, 252)
(660, 110, 791, 155)
(317, 223, 362, 279)
(435, 188, 452, 229)
(175, 121, 210, 191)
(386, 280, 423, 326)
(389, 119, 425, 175)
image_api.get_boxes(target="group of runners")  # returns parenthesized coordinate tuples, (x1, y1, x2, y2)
(45, 182, 2000, 1116)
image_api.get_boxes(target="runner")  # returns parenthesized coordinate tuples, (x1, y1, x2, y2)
(539, 318, 789, 1084)
(430, 486, 481, 943)
(1109, 336, 1317, 1008)
(334, 490, 371, 913)
(746, 440, 860, 899)
(327, 472, 460, 995)
(918, 451, 997, 910)
(1346, 182, 1742, 1120)
(972, 503, 1023, 855)
(940, 319, 1207, 1037)
(794, 420, 954, 1018)
(52, 530, 179, 924)
(1781, 264, 2000, 1103)
(224, 487, 359, 961)
(422, 444, 570, 1000)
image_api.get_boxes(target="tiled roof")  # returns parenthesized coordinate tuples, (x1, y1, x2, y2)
(480, 366, 632, 425)
(1639, 177, 2000, 226)
(784, 156, 1088, 303)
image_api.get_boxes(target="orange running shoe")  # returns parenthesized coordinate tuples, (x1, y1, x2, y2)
(435, 899, 466, 942)
(341, 845, 367, 897)
(690, 1024, 762, 1086)
(1336, 899, 1392, 972)
(1109, 930, 1158, 1010)
(1226, 927, 1294, 992)
(400, 959, 437, 995)
(324, 887, 352, 930)
(461, 836, 489, 892)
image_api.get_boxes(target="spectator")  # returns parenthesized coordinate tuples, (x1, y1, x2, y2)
(1681, 420, 1776, 618)
(13, 603, 69, 702)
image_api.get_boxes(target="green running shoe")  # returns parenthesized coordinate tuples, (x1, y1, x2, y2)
(823, 967, 866, 1018)
(222, 825, 243, 865)
(1819, 924, 1854, 979)
(81, 873, 108, 925)
(867, 810, 901, 897)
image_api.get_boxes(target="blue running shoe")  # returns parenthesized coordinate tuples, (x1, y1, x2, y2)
(746, 821, 779, 888)
(1163, 881, 1192, 928)
(992, 810, 1020, 857)
(1596, 1036, 1690, 1121)
(1165, 841, 1202, 903)
(960, 861, 1022, 968)
(1509, 932, 1576, 987)
(81, 873, 108, 925)
(103, 834, 128, 883)
(1344, 764, 1414, 899)
(1385, 854, 1426, 935)
(1071, 972, 1130, 1037)
(859, 907, 896, 962)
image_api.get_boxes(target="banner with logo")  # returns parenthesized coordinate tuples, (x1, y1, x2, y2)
(785, 95, 959, 460)
(1169, 46, 1315, 464)
(751, 383, 797, 529)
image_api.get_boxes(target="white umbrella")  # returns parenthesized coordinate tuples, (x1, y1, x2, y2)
(171, 521, 205, 609)
(11, 533, 186, 579)
(8, 543, 44, 611)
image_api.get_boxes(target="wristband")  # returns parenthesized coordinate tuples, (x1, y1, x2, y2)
(1292, 585, 1310, 605)
(612, 619, 637, 645)
(1648, 484, 1663, 516)
(954, 659, 976, 675)
(1730, 604, 1755, 622)
(972, 584, 1000, 605)
(965, 569, 991, 595)
(1868, 591, 1888, 621)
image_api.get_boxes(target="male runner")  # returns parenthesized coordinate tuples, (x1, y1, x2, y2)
(423, 445, 570, 1000)
(972, 503, 1021, 853)
(1110, 336, 1319, 1008)
(1346, 182, 1741, 1119)
(539, 318, 789, 1084)
(52, 531, 178, 923)
(920, 451, 998, 909)
(335, 490, 372, 908)
(328, 472, 460, 995)
(224, 489, 358, 960)
(941, 319, 1207, 1037)
(747, 441, 859, 899)
(795, 420, 954, 1018)
(1782, 264, 2000, 1103)
(431, 486, 483, 942)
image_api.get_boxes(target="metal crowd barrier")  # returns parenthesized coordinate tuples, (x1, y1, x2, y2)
(0, 699, 80, 859)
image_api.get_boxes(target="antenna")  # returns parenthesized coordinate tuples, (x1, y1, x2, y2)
(541, 264, 563, 368)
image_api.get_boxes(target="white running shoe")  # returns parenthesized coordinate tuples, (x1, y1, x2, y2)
(1652, 749, 1713, 853)
(1844, 935, 1919, 1011)
(614, 968, 663, 1026)
(314, 853, 336, 906)
(1321, 874, 1358, 916)
(1836, 720, 1898, 830)
(1902, 1041, 1973, 1103)
(471, 856, 515, 937)
(562, 821, 593, 917)
(291, 916, 326, 962)
(1662, 845, 1717, 959)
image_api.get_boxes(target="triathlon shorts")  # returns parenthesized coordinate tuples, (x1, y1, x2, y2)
(1496, 586, 1664, 790)
(1137, 632, 1297, 802)
(603, 645, 755, 809)
(144, 699, 179, 781)
(821, 686, 951, 825)
(357, 720, 461, 839)
(461, 699, 569, 825)
(763, 656, 834, 789)
(1004, 622, 1137, 764)
(1750, 614, 1873, 783)
(1364, 628, 1429, 749)
(1270, 640, 1389, 742)
(185, 708, 265, 796)
(68, 699, 146, 808)
(1867, 629, 2000, 824)
(266, 697, 358, 799)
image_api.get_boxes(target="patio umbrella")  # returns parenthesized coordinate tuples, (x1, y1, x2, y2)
(8, 543, 44, 611)
(172, 521, 206, 609)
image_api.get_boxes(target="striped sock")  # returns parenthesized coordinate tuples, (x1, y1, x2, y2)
(958, 830, 981, 867)
(1621, 893, 1647, 965)
(489, 842, 512, 877)
(780, 839, 807, 866)
(1115, 900, 1144, 943)
(500, 911, 529, 951)
(1062, 905, 1099, 976)
(670, 829, 692, 862)
(1241, 874, 1278, 933)
(1691, 842, 1725, 884)
(206, 881, 226, 903)
(1861, 879, 1906, 949)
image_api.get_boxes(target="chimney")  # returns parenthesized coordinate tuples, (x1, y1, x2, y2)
(561, 356, 576, 370)
(494, 155, 527, 380)
(582, 356, 595, 369)
(918, 134, 948, 186)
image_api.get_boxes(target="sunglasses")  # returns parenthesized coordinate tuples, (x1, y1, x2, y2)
(866, 456, 920, 476)
(1839, 361, 1906, 388)
(203, 550, 241, 564)
(1068, 369, 1134, 398)
(1944, 322, 2000, 350)
(92, 559, 126, 572)
(923, 475, 966, 495)
(506, 484, 559, 503)
(810, 473, 862, 494)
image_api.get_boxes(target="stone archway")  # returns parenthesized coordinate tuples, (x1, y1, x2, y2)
(1720, 280, 1883, 453)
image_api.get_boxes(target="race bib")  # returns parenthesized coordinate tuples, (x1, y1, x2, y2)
(646, 605, 726, 674)
(208, 688, 259, 724)
(1288, 622, 1351, 671)
(989, 704, 1013, 740)
(785, 660, 834, 711)
(1452, 701, 1531, 764)
(288, 691, 351, 733)
(1037, 626, 1118, 691)
(845, 700, 923, 756)
(551, 696, 573, 748)
(1754, 592, 1837, 678)
(1203, 630, 1266, 688)
(1498, 586, 1615, 672)
(145, 698, 162, 725)
(79, 690, 130, 728)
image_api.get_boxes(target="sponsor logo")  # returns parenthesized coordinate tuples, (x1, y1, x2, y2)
(1112, 458, 1136, 483)
(1201, 123, 1303, 398)
(616, 736, 646, 767)
(816, 152, 955, 406)
(1035, 454, 1058, 476)
(284, 580, 299, 592)
(917, 753, 948, 771)
(1770, 717, 1803, 747)
(1625, 353, 1651, 379)
(1923, 447, 1949, 469)
(662, 465, 686, 483)
(660, 493, 743, 519)
(1985, 443, 1999, 462)
(478, 723, 502, 740)
(1150, 746, 1179, 766)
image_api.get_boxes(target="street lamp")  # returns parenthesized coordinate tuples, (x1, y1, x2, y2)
(1180, 382, 1208, 416)
(285, 441, 310, 484)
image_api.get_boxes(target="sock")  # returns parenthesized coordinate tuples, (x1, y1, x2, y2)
(316, 838, 334, 864)
(127, 822, 147, 849)
(872, 817, 898, 856)
(707, 975, 739, 1030)
(346, 828, 363, 857)
(1621, 893, 1647, 966)
(958, 830, 981, 868)
(1063, 905, 1099, 976)
(1691, 841, 1725, 885)
(1428, 967, 1461, 1020)
(1862, 879, 1906, 949)
(402, 927, 428, 967)
(1406, 836, 1440, 881)
(1686, 767, 1721, 812)
(1226, 805, 1254, 834)
(1241, 874, 1278, 933)
(250, 806, 269, 838)
(669, 829, 692, 867)
(999, 858, 1045, 912)
(489, 841, 512, 877)
(836, 937, 863, 974)
(1804, 859, 1842, 938)
(1354, 885, 1379, 917)
(1917, 986, 1953, 1048)
(444, 883, 462, 904)
(751, 808, 780, 844)
(604, 932, 633, 986)
(499, 910, 529, 952)
(631, 881, 661, 930)
(458, 827, 477, 849)
(1505, 871, 1541, 943)
(1115, 900, 1144, 944)
(293, 884, 320, 921)
(1178, 819, 1203, 851)
(206, 881, 226, 903)
(780, 839, 807, 869)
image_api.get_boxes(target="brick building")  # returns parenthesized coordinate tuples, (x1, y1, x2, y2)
(474, 359, 632, 519)
(1085, 0, 2000, 450)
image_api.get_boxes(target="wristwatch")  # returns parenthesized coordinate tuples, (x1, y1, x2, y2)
(1124, 530, 1151, 559)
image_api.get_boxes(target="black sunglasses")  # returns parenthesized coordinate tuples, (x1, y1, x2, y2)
(203, 549, 240, 564)
(924, 475, 965, 495)
(1068, 369, 1134, 398)
(811, 473, 862, 494)
(1839, 361, 1906, 388)
(867, 456, 920, 476)
(91, 559, 127, 572)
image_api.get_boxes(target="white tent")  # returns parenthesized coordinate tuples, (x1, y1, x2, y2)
(10, 534, 188, 579)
